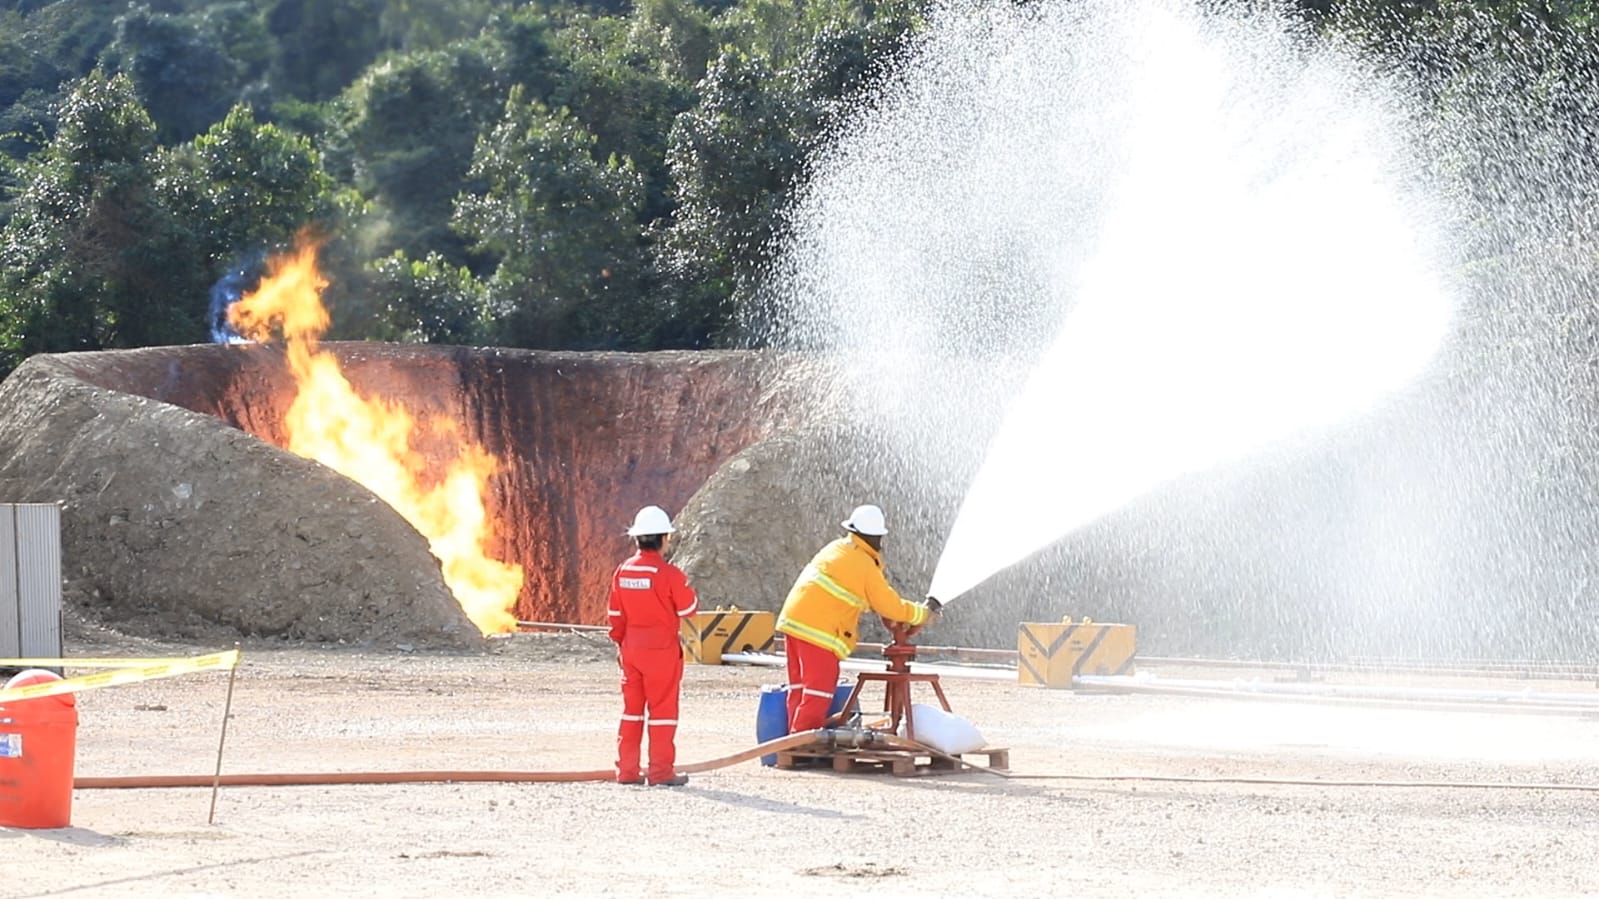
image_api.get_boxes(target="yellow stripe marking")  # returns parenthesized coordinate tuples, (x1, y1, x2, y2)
(0, 650, 241, 703)
(811, 571, 866, 609)
(778, 618, 850, 658)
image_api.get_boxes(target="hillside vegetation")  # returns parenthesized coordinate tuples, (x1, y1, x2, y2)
(0, 0, 1595, 373)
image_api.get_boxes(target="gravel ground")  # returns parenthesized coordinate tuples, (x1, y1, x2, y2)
(4, 631, 1599, 898)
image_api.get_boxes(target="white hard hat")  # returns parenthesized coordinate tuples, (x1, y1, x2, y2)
(627, 505, 675, 536)
(841, 504, 888, 536)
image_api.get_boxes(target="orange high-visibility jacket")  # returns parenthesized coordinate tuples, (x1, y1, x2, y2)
(776, 533, 929, 660)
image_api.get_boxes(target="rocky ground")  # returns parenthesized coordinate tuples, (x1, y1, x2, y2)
(4, 628, 1599, 898)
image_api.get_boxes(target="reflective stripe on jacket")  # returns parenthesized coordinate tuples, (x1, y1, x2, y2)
(608, 549, 698, 650)
(776, 533, 928, 660)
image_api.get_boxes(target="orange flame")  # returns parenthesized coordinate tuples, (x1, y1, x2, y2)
(229, 234, 523, 635)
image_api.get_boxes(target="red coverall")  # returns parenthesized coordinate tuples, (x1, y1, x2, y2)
(607, 548, 698, 784)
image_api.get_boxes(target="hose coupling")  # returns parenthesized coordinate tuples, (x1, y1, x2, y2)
(819, 726, 881, 750)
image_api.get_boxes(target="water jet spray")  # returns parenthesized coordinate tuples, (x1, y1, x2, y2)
(772, 1, 1465, 627)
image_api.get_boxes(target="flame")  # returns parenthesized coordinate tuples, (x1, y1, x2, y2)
(229, 234, 523, 634)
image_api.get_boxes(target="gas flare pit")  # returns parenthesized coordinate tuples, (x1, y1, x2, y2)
(0, 247, 783, 647)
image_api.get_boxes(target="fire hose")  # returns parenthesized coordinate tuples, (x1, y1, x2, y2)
(73, 730, 834, 788)
(71, 728, 1599, 792)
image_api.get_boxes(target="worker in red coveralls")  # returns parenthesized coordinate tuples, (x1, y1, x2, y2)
(608, 505, 697, 787)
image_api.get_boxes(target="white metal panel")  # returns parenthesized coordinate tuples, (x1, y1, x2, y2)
(0, 506, 16, 658)
(14, 504, 61, 660)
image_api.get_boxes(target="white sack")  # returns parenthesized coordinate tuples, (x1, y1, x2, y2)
(898, 703, 986, 755)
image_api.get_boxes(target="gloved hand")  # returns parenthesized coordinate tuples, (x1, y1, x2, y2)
(924, 595, 943, 621)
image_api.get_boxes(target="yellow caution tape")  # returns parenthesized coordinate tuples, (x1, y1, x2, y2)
(0, 650, 241, 703)
(0, 657, 211, 669)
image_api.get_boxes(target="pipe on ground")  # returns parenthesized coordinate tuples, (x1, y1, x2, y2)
(1074, 675, 1599, 717)
(998, 772, 1599, 791)
(719, 651, 1016, 681)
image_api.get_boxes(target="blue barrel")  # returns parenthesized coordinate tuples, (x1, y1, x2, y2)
(756, 685, 789, 766)
(827, 683, 856, 721)
(756, 682, 857, 767)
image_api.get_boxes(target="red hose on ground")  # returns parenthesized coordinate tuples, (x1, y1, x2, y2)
(72, 731, 829, 789)
(71, 730, 1599, 793)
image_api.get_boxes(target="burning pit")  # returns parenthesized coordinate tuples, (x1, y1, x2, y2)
(0, 342, 784, 646)
(0, 242, 790, 649)
(0, 239, 985, 651)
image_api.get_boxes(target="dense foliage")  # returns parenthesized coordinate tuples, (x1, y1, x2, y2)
(0, 0, 1595, 371)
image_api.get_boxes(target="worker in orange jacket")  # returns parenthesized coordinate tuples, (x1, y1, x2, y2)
(608, 505, 697, 786)
(777, 504, 941, 732)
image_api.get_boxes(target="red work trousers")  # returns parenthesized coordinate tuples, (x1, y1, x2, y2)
(785, 635, 841, 733)
(616, 644, 684, 784)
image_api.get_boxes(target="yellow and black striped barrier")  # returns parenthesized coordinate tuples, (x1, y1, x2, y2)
(681, 609, 775, 665)
(0, 650, 242, 703)
(1018, 620, 1136, 688)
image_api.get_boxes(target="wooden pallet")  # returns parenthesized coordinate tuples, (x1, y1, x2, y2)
(775, 746, 1010, 777)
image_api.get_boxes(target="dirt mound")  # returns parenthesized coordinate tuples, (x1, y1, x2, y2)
(670, 425, 884, 614)
(0, 352, 478, 649)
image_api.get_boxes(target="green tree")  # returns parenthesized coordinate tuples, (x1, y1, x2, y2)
(369, 250, 491, 343)
(627, 0, 716, 85)
(336, 40, 508, 261)
(550, 1, 707, 221)
(11, 0, 125, 80)
(645, 1, 922, 347)
(657, 49, 815, 345)
(712, 0, 903, 71)
(378, 0, 516, 52)
(0, 88, 55, 219)
(793, 5, 918, 115)
(264, 0, 390, 102)
(160, 105, 363, 339)
(483, 3, 565, 94)
(0, 0, 123, 163)
(453, 85, 646, 348)
(100, 4, 246, 143)
(0, 10, 63, 112)
(157, 104, 339, 264)
(0, 71, 195, 371)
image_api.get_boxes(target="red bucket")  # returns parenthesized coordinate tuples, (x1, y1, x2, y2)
(0, 669, 79, 829)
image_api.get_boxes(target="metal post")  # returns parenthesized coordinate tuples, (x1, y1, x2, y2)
(208, 645, 241, 825)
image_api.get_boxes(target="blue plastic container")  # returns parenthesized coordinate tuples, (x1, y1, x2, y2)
(756, 685, 789, 766)
(756, 682, 856, 766)
(827, 683, 856, 722)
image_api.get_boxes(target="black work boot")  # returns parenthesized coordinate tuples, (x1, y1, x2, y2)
(650, 773, 689, 787)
